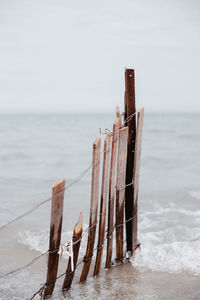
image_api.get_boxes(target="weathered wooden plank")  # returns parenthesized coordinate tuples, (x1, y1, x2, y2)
(124, 68, 136, 253)
(116, 126, 129, 261)
(93, 134, 111, 276)
(132, 107, 144, 255)
(62, 212, 83, 290)
(116, 106, 122, 128)
(105, 118, 120, 269)
(80, 137, 101, 282)
(44, 179, 65, 297)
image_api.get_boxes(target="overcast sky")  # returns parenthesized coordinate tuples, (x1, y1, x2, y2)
(0, 0, 199, 113)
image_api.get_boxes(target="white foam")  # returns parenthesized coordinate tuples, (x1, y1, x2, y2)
(132, 222, 200, 275)
(18, 216, 200, 275)
(143, 207, 200, 217)
(133, 239, 200, 275)
(17, 224, 89, 257)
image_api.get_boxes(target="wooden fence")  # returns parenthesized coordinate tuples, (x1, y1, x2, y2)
(43, 69, 144, 298)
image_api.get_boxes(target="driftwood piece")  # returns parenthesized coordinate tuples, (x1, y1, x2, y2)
(132, 107, 144, 255)
(116, 127, 129, 261)
(124, 68, 136, 253)
(80, 137, 101, 282)
(44, 179, 65, 297)
(62, 212, 83, 290)
(105, 118, 120, 269)
(93, 134, 111, 276)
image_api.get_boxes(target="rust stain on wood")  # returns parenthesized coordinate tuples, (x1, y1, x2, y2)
(106, 118, 120, 269)
(80, 137, 101, 282)
(44, 178, 65, 297)
(116, 126, 129, 261)
(93, 134, 111, 276)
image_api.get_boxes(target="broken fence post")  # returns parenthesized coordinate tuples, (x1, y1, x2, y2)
(62, 212, 83, 290)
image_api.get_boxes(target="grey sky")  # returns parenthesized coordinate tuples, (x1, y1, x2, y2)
(0, 0, 199, 113)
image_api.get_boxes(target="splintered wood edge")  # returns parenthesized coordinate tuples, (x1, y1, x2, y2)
(104, 133, 111, 146)
(119, 126, 129, 134)
(116, 106, 122, 128)
(74, 211, 83, 235)
(116, 106, 120, 117)
(93, 136, 101, 149)
(52, 178, 65, 190)
(138, 107, 144, 114)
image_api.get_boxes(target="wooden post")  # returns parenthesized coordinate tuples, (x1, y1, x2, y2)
(93, 134, 111, 276)
(116, 127, 129, 261)
(44, 179, 65, 297)
(124, 69, 136, 253)
(132, 107, 144, 254)
(62, 212, 83, 290)
(80, 137, 101, 282)
(105, 118, 120, 269)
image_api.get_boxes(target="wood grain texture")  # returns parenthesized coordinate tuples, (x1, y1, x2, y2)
(124, 68, 136, 253)
(80, 137, 101, 282)
(105, 118, 120, 269)
(116, 127, 129, 261)
(93, 134, 111, 276)
(132, 107, 144, 254)
(62, 212, 83, 290)
(44, 179, 65, 297)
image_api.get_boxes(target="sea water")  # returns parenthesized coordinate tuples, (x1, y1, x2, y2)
(0, 113, 200, 299)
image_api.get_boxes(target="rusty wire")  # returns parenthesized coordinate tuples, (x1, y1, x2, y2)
(0, 110, 137, 233)
(0, 208, 140, 280)
(30, 215, 141, 300)
(0, 110, 140, 299)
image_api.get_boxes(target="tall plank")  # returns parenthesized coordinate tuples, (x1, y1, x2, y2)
(132, 107, 144, 254)
(105, 118, 120, 269)
(93, 134, 111, 276)
(80, 137, 101, 282)
(124, 68, 136, 253)
(116, 127, 129, 261)
(44, 179, 65, 297)
(62, 212, 83, 290)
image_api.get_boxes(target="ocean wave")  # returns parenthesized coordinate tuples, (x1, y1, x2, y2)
(17, 224, 89, 256)
(18, 221, 200, 275)
(142, 207, 200, 217)
(133, 239, 200, 275)
(132, 222, 200, 275)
